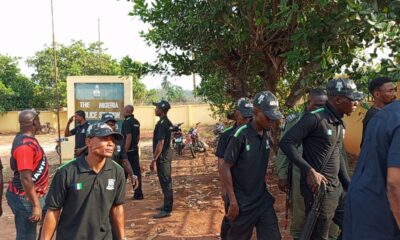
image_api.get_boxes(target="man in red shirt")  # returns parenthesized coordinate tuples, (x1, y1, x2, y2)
(6, 109, 49, 240)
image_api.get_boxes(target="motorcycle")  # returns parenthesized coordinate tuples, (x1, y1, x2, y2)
(37, 122, 56, 135)
(185, 122, 208, 158)
(172, 122, 184, 156)
(213, 122, 225, 143)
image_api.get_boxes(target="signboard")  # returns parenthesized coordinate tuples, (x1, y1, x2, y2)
(74, 83, 124, 120)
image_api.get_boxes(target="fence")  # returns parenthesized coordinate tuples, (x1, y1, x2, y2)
(0, 104, 217, 133)
(0, 103, 365, 158)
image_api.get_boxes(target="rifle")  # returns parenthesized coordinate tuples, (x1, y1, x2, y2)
(285, 162, 293, 230)
(299, 182, 327, 240)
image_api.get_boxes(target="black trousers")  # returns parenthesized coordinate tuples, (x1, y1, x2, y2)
(156, 149, 173, 212)
(303, 189, 345, 240)
(227, 204, 281, 240)
(127, 150, 143, 197)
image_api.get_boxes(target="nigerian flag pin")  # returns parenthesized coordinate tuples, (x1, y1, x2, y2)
(76, 182, 83, 190)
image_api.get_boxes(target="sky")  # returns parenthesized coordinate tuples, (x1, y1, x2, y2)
(0, 0, 197, 90)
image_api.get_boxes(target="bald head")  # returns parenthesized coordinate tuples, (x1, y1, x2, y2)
(19, 110, 40, 133)
(124, 105, 134, 117)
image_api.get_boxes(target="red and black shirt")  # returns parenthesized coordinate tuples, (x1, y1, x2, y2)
(8, 134, 49, 196)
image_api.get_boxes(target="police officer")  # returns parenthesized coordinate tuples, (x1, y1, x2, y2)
(280, 78, 363, 240)
(276, 89, 333, 239)
(220, 91, 282, 240)
(343, 100, 400, 239)
(150, 100, 173, 219)
(101, 113, 138, 185)
(121, 105, 143, 200)
(65, 110, 90, 157)
(41, 122, 127, 240)
(216, 97, 253, 240)
(360, 77, 396, 146)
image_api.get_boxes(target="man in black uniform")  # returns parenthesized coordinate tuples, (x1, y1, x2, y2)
(121, 105, 143, 200)
(220, 91, 282, 240)
(65, 110, 90, 157)
(101, 113, 138, 184)
(360, 77, 396, 146)
(150, 100, 173, 219)
(280, 78, 363, 240)
(216, 97, 253, 240)
(41, 122, 127, 240)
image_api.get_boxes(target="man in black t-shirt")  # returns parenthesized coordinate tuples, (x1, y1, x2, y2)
(65, 110, 90, 157)
(151, 100, 173, 219)
(280, 78, 363, 239)
(220, 91, 282, 240)
(41, 122, 126, 240)
(360, 77, 396, 147)
(216, 97, 253, 240)
(121, 105, 143, 199)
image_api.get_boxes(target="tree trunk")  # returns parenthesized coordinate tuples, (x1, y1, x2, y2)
(285, 62, 320, 107)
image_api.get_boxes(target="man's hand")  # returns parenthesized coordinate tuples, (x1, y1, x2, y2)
(29, 204, 42, 222)
(130, 175, 139, 191)
(150, 160, 156, 172)
(226, 201, 239, 221)
(278, 179, 289, 193)
(307, 168, 328, 193)
(68, 115, 74, 124)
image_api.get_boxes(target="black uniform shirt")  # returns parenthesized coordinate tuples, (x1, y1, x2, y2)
(279, 102, 350, 194)
(153, 116, 172, 157)
(70, 121, 90, 149)
(112, 140, 128, 166)
(215, 124, 237, 158)
(360, 106, 380, 147)
(121, 115, 140, 152)
(223, 122, 274, 212)
(45, 156, 126, 240)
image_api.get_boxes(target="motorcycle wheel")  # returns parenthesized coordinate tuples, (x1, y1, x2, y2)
(190, 145, 196, 159)
(55, 145, 61, 156)
(198, 141, 207, 152)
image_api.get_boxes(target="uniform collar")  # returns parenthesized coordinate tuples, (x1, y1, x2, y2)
(78, 121, 88, 127)
(125, 114, 134, 120)
(325, 102, 343, 124)
(77, 155, 113, 173)
(247, 121, 266, 137)
(158, 115, 168, 123)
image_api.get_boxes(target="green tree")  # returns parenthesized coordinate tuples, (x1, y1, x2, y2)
(131, 0, 400, 114)
(120, 56, 149, 103)
(161, 76, 186, 102)
(0, 55, 35, 112)
(27, 40, 121, 108)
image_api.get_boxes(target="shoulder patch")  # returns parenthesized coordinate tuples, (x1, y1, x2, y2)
(285, 113, 299, 124)
(58, 159, 77, 169)
(311, 108, 325, 114)
(234, 125, 247, 138)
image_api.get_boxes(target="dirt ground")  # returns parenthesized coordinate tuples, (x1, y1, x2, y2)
(1, 125, 345, 240)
